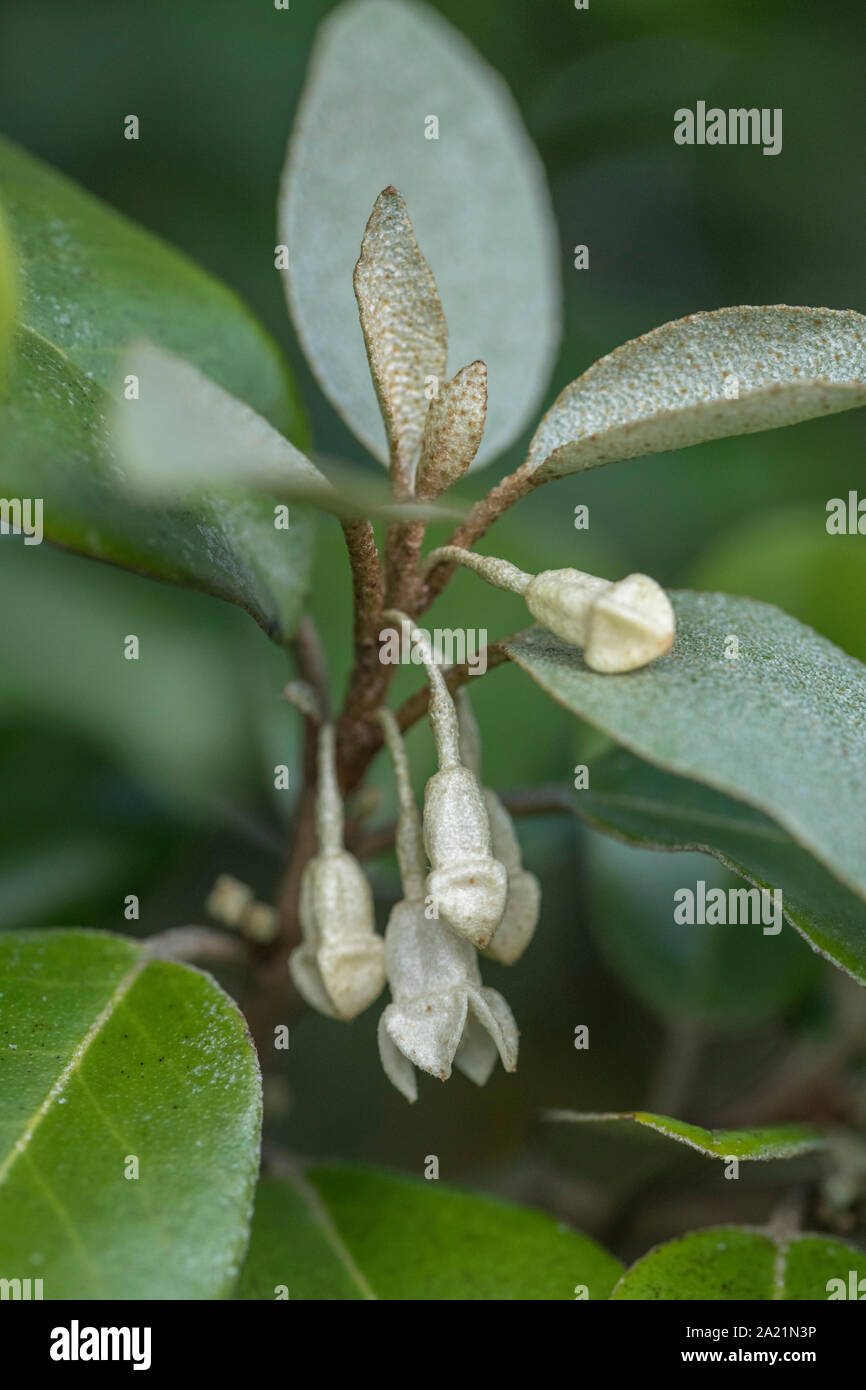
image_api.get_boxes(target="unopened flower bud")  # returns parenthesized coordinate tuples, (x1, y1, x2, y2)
(289, 723, 385, 1021)
(206, 874, 254, 929)
(382, 610, 507, 948)
(456, 691, 540, 965)
(423, 547, 675, 673)
(242, 902, 279, 944)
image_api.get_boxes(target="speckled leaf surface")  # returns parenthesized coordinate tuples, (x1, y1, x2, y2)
(529, 307, 866, 480)
(611, 1226, 865, 1300)
(0, 930, 261, 1300)
(546, 1111, 824, 1161)
(0, 135, 313, 643)
(579, 748, 866, 984)
(281, 0, 559, 469)
(417, 361, 487, 498)
(354, 188, 447, 487)
(237, 1166, 622, 1299)
(507, 592, 866, 908)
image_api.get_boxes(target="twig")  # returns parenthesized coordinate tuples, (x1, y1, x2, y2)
(385, 519, 426, 613)
(144, 926, 249, 968)
(293, 615, 331, 718)
(418, 462, 539, 609)
(335, 519, 393, 783)
(338, 635, 515, 796)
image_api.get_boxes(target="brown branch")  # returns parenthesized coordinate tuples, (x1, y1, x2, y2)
(385, 518, 426, 614)
(393, 637, 514, 732)
(335, 519, 394, 784)
(418, 461, 539, 610)
(293, 614, 330, 717)
(338, 637, 515, 796)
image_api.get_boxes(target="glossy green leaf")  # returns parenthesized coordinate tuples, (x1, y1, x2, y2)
(579, 747, 866, 986)
(281, 0, 559, 469)
(611, 1226, 865, 1300)
(0, 135, 302, 431)
(506, 593, 866, 910)
(0, 134, 313, 644)
(0, 930, 261, 1299)
(237, 1165, 622, 1300)
(546, 1111, 824, 1161)
(529, 306, 866, 481)
(235, 1175, 370, 1300)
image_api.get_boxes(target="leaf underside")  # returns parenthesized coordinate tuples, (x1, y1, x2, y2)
(529, 306, 866, 480)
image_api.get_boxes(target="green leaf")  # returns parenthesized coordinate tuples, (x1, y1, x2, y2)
(579, 748, 866, 987)
(0, 929, 261, 1299)
(611, 1226, 865, 1300)
(0, 134, 313, 644)
(281, 0, 559, 469)
(0, 134, 302, 432)
(236, 1165, 622, 1300)
(529, 306, 866, 481)
(2, 327, 314, 643)
(235, 1175, 370, 1300)
(546, 1111, 825, 1161)
(0, 202, 17, 382)
(506, 593, 866, 911)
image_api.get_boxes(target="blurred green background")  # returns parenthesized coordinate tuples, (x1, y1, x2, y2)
(1, 0, 864, 1254)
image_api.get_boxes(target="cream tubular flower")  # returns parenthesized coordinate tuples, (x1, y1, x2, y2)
(456, 690, 541, 965)
(423, 547, 674, 674)
(289, 721, 385, 1020)
(375, 707, 518, 1102)
(382, 610, 507, 948)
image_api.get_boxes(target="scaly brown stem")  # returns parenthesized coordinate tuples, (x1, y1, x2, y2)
(418, 461, 540, 610)
(337, 634, 515, 795)
(335, 518, 394, 785)
(385, 518, 426, 613)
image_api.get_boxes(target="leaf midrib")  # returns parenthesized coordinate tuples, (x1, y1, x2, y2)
(0, 949, 146, 1189)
